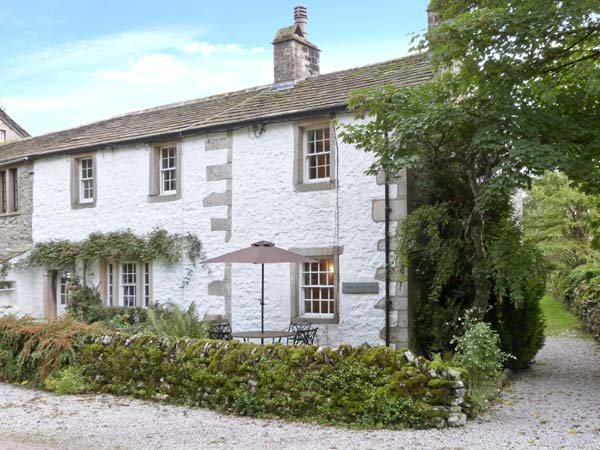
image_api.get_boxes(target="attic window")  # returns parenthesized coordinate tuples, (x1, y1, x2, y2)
(0, 130, 5, 143)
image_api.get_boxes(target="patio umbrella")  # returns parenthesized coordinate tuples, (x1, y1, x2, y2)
(203, 241, 316, 343)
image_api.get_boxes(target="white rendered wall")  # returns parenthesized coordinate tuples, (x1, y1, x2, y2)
(29, 113, 391, 346)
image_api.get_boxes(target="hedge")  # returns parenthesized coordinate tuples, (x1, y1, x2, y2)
(563, 266, 600, 340)
(0, 316, 470, 429)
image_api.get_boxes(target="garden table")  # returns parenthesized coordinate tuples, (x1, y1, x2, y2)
(231, 330, 296, 343)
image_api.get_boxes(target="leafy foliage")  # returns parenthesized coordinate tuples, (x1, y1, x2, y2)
(144, 303, 208, 339)
(524, 172, 600, 291)
(44, 365, 90, 395)
(339, 0, 597, 366)
(452, 312, 507, 411)
(0, 316, 471, 429)
(19, 229, 202, 275)
(0, 315, 97, 384)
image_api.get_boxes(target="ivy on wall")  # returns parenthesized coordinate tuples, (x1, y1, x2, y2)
(15, 229, 203, 277)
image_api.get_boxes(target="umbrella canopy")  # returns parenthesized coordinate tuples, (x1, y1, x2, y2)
(203, 241, 316, 265)
(203, 241, 316, 343)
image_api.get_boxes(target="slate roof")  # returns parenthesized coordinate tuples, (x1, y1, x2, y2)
(0, 109, 30, 139)
(0, 54, 432, 165)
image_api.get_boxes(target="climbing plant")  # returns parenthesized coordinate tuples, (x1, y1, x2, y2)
(18, 229, 203, 277)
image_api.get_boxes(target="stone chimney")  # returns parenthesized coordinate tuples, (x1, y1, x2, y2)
(272, 6, 320, 86)
(426, 7, 440, 30)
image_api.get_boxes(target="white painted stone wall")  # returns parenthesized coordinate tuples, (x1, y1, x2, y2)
(25, 113, 398, 347)
(1, 254, 45, 317)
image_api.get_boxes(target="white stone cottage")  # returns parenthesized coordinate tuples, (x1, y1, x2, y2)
(0, 7, 432, 348)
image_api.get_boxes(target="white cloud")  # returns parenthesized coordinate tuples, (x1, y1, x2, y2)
(181, 40, 265, 57)
(2, 29, 199, 81)
(98, 54, 190, 85)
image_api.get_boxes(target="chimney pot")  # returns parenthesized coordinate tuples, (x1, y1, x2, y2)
(294, 5, 308, 34)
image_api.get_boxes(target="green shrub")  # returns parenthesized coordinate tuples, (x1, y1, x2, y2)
(563, 265, 600, 307)
(44, 365, 90, 395)
(452, 313, 508, 411)
(0, 315, 97, 384)
(570, 273, 600, 339)
(144, 303, 207, 339)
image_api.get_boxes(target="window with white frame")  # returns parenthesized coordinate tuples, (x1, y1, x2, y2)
(59, 275, 69, 307)
(300, 258, 335, 317)
(79, 158, 94, 203)
(107, 263, 114, 306)
(121, 263, 137, 307)
(160, 146, 177, 195)
(71, 155, 96, 208)
(149, 143, 180, 202)
(305, 127, 331, 181)
(105, 262, 152, 308)
(0, 130, 5, 143)
(0, 167, 18, 214)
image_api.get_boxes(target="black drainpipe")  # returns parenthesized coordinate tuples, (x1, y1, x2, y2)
(384, 131, 392, 348)
(384, 172, 391, 347)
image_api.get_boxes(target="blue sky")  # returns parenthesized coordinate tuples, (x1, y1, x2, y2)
(1, 1, 430, 136)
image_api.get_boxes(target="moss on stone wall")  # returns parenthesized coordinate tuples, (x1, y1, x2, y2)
(79, 334, 469, 428)
(0, 315, 470, 429)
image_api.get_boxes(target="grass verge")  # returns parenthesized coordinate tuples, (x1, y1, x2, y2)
(540, 294, 581, 336)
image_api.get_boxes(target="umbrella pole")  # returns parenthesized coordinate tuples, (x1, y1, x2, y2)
(261, 263, 265, 344)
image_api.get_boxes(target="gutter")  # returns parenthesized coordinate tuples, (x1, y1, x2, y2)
(0, 105, 350, 166)
(0, 156, 30, 168)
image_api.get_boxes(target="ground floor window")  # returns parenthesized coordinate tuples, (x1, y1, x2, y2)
(290, 247, 340, 324)
(301, 258, 335, 317)
(105, 262, 152, 308)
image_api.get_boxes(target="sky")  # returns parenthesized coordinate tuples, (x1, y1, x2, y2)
(1, 0, 430, 136)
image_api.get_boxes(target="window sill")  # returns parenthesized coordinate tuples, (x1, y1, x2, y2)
(71, 201, 96, 210)
(293, 180, 336, 192)
(294, 315, 339, 325)
(0, 211, 20, 218)
(148, 192, 181, 203)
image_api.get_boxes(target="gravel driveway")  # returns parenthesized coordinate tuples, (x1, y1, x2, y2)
(1, 336, 599, 450)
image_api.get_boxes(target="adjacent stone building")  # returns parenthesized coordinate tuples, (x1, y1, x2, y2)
(0, 109, 35, 314)
(0, 8, 433, 348)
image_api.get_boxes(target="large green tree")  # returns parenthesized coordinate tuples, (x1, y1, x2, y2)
(341, 0, 599, 365)
(343, 0, 599, 310)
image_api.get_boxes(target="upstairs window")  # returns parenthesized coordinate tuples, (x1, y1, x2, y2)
(293, 118, 336, 192)
(149, 142, 181, 202)
(0, 167, 19, 214)
(71, 154, 96, 209)
(160, 146, 177, 195)
(79, 158, 94, 203)
(305, 127, 331, 181)
(0, 130, 5, 143)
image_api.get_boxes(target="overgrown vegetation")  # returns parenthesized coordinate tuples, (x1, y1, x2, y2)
(0, 316, 468, 429)
(523, 172, 600, 339)
(0, 315, 96, 384)
(44, 365, 90, 395)
(15, 229, 202, 279)
(341, 0, 599, 368)
(452, 312, 508, 411)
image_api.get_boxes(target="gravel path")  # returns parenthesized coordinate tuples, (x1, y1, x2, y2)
(1, 336, 599, 450)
